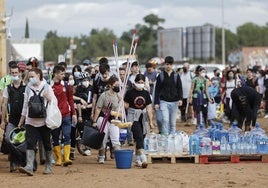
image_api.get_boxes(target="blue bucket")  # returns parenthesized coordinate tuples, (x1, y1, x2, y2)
(114, 149, 134, 169)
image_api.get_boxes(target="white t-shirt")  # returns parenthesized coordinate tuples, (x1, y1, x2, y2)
(225, 80, 236, 98)
(180, 72, 193, 99)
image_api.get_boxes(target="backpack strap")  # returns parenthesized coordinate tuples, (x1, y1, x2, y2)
(160, 71, 177, 85)
(160, 72, 164, 83)
(38, 86, 45, 96)
(174, 72, 178, 85)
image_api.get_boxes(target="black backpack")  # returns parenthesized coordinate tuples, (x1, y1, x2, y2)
(28, 86, 47, 118)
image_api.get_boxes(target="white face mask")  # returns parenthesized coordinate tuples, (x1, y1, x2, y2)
(82, 81, 90, 88)
(69, 80, 75, 86)
(29, 77, 39, 85)
(74, 71, 80, 78)
(134, 83, 145, 90)
(11, 75, 20, 82)
(200, 73, 206, 78)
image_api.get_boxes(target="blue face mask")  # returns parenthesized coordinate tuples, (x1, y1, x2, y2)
(29, 77, 38, 85)
(11, 75, 20, 82)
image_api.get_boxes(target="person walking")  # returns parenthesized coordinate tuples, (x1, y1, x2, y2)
(92, 77, 121, 164)
(154, 56, 183, 134)
(188, 66, 212, 127)
(124, 74, 154, 168)
(179, 62, 194, 122)
(1, 64, 26, 172)
(17, 68, 54, 176)
(51, 65, 77, 167)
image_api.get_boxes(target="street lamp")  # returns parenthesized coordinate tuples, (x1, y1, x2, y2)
(222, 0, 226, 66)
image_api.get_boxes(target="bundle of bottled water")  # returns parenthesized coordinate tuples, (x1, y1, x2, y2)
(144, 131, 189, 154)
(189, 122, 268, 155)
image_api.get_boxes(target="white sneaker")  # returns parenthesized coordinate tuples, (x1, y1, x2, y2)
(264, 114, 268, 118)
(140, 154, 148, 168)
(83, 149, 91, 156)
(135, 155, 142, 167)
(191, 118, 197, 125)
(98, 155, 105, 164)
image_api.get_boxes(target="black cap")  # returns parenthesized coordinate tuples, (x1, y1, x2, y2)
(131, 61, 139, 67)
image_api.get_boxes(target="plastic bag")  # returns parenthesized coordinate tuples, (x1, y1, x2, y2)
(207, 102, 216, 120)
(46, 100, 62, 130)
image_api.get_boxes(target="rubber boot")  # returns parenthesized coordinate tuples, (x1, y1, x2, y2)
(10, 161, 19, 173)
(53, 146, 62, 166)
(63, 145, 72, 167)
(19, 150, 35, 176)
(38, 141, 46, 165)
(43, 151, 53, 174)
(70, 147, 75, 160)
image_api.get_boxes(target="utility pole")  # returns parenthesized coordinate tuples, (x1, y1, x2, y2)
(221, 0, 226, 66)
(0, 0, 7, 77)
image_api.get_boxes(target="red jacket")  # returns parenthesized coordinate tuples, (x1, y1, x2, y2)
(52, 81, 76, 118)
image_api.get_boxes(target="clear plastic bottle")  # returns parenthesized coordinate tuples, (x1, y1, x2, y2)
(174, 133, 183, 154)
(220, 136, 227, 155)
(228, 122, 242, 154)
(208, 122, 216, 138)
(250, 122, 267, 154)
(167, 134, 175, 154)
(147, 131, 157, 153)
(251, 122, 265, 136)
(144, 134, 150, 152)
(200, 137, 212, 155)
(189, 134, 200, 155)
(194, 123, 209, 138)
(215, 123, 228, 141)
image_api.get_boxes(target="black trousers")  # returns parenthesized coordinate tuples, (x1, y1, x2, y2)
(231, 104, 258, 129)
(131, 114, 145, 150)
(25, 124, 52, 151)
(179, 98, 188, 119)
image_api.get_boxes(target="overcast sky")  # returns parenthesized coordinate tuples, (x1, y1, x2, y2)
(5, 0, 268, 39)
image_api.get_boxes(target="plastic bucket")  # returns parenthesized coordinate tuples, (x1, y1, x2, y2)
(114, 149, 134, 169)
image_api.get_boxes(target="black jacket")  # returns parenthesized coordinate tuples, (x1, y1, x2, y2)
(154, 71, 183, 104)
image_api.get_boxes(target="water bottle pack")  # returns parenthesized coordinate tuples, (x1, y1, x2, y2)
(144, 122, 268, 155)
(188, 122, 268, 155)
(144, 131, 187, 154)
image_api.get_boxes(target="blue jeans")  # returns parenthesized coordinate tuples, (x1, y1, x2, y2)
(156, 109, 163, 133)
(52, 116, 72, 146)
(160, 100, 178, 134)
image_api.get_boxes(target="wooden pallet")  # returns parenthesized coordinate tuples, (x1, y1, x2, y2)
(147, 153, 199, 164)
(199, 154, 268, 164)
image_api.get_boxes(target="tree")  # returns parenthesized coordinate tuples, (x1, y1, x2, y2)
(237, 22, 263, 46)
(143, 14, 165, 29)
(25, 18, 29, 38)
(215, 27, 238, 63)
(44, 31, 69, 62)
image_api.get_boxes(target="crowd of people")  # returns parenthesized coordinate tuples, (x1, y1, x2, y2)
(0, 55, 267, 175)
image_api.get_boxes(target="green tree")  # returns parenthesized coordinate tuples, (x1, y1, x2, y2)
(25, 18, 29, 38)
(44, 31, 69, 62)
(215, 27, 238, 63)
(237, 22, 263, 46)
(143, 14, 165, 29)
